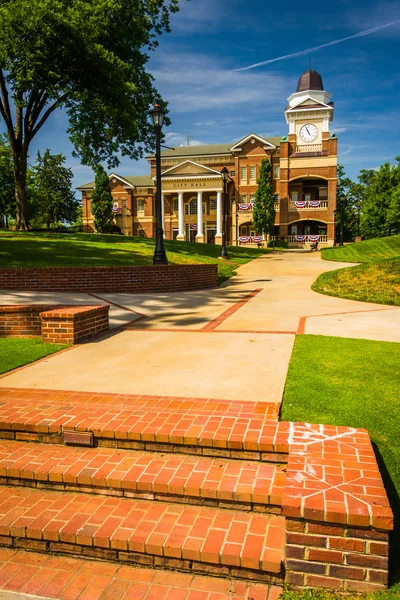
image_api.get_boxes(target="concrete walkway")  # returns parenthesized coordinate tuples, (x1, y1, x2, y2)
(0, 252, 399, 405)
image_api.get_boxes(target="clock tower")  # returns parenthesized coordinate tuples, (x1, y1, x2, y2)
(284, 69, 334, 147)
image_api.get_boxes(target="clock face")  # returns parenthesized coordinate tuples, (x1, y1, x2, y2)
(299, 124, 318, 143)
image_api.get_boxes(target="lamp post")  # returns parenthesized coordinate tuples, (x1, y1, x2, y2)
(236, 211, 239, 247)
(150, 102, 168, 265)
(339, 198, 344, 247)
(220, 167, 229, 259)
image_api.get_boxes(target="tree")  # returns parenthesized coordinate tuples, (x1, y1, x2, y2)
(91, 165, 114, 233)
(33, 149, 78, 229)
(360, 160, 400, 238)
(335, 165, 359, 242)
(253, 158, 275, 237)
(0, 134, 15, 228)
(0, 0, 178, 230)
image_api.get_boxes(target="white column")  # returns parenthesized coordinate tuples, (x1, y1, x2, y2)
(177, 192, 185, 241)
(215, 191, 223, 245)
(161, 193, 165, 238)
(196, 191, 204, 242)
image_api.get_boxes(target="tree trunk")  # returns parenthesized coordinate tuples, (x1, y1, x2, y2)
(14, 151, 30, 230)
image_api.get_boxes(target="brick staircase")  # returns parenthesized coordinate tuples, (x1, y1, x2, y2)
(0, 387, 394, 598)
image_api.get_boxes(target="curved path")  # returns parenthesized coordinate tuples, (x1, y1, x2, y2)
(1, 252, 399, 410)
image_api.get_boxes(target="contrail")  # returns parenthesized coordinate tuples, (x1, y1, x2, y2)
(234, 20, 400, 71)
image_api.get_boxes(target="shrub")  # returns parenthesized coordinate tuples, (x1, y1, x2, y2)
(267, 239, 288, 248)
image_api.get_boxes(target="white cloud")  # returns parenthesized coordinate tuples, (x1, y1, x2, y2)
(164, 132, 207, 146)
(151, 52, 292, 114)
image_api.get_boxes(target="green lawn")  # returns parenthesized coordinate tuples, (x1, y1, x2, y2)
(0, 338, 67, 375)
(0, 231, 268, 284)
(321, 235, 400, 263)
(281, 335, 400, 597)
(313, 235, 400, 306)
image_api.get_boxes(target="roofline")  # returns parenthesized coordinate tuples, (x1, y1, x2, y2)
(160, 159, 223, 177)
(109, 173, 135, 189)
(230, 133, 276, 151)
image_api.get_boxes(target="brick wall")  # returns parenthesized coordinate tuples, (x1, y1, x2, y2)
(0, 305, 55, 338)
(285, 518, 389, 593)
(0, 265, 218, 293)
(41, 305, 109, 344)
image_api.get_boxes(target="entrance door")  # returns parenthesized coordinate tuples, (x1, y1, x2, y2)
(207, 229, 216, 244)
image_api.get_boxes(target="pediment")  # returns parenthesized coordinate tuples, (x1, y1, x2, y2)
(287, 96, 332, 111)
(161, 160, 222, 177)
(109, 173, 135, 188)
(230, 133, 276, 151)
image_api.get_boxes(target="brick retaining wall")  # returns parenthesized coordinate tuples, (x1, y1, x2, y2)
(0, 265, 218, 293)
(0, 304, 109, 344)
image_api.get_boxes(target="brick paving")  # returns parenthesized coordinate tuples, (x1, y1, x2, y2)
(0, 486, 286, 578)
(0, 441, 286, 511)
(0, 548, 283, 599)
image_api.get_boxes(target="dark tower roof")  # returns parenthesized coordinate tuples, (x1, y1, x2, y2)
(296, 69, 324, 92)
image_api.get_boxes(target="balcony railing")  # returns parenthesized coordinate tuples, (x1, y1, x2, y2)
(288, 235, 328, 244)
(294, 144, 323, 153)
(290, 200, 328, 209)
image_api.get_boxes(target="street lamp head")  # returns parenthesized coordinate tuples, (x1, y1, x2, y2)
(221, 166, 229, 182)
(150, 102, 166, 129)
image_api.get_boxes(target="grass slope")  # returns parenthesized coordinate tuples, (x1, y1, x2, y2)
(0, 338, 67, 375)
(314, 235, 400, 306)
(321, 235, 400, 263)
(0, 231, 267, 284)
(281, 335, 400, 597)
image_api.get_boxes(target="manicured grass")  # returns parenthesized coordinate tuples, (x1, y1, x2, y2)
(0, 231, 268, 284)
(280, 588, 400, 600)
(314, 235, 400, 306)
(281, 335, 400, 595)
(0, 338, 67, 375)
(312, 257, 400, 306)
(321, 235, 400, 263)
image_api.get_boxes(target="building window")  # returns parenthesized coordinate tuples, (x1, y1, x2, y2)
(305, 194, 311, 202)
(190, 199, 197, 215)
(138, 229, 145, 238)
(173, 197, 179, 211)
(291, 192, 298, 203)
(230, 170, 236, 178)
(241, 194, 247, 202)
(122, 198, 127, 208)
(250, 166, 256, 180)
(274, 166, 280, 178)
(240, 166, 247, 181)
(319, 187, 328, 199)
(113, 202, 119, 210)
(210, 196, 217, 210)
(249, 194, 255, 203)
(137, 198, 145, 211)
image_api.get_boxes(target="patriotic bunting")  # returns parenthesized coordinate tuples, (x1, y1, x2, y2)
(252, 236, 262, 243)
(239, 236, 263, 244)
(238, 203, 255, 211)
(295, 235, 306, 242)
(293, 200, 322, 208)
(294, 201, 307, 208)
(190, 224, 198, 230)
(308, 201, 321, 208)
(308, 235, 320, 242)
(239, 236, 251, 243)
(112, 206, 122, 214)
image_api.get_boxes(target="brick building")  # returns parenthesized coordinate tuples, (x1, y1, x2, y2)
(78, 68, 338, 248)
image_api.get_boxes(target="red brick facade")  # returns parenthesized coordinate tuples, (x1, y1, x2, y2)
(0, 265, 218, 293)
(78, 69, 338, 248)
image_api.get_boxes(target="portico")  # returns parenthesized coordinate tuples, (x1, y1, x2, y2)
(160, 161, 225, 244)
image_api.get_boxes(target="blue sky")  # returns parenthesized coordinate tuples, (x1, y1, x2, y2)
(3, 0, 400, 190)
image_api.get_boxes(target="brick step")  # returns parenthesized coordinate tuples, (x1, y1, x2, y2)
(0, 388, 288, 462)
(0, 440, 286, 513)
(0, 486, 286, 584)
(0, 548, 283, 599)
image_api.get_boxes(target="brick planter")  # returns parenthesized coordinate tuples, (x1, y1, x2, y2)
(0, 304, 109, 344)
(0, 264, 218, 293)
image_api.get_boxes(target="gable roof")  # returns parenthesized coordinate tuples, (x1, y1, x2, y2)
(76, 174, 154, 191)
(147, 137, 281, 159)
(230, 133, 277, 151)
(286, 96, 334, 111)
(161, 160, 222, 177)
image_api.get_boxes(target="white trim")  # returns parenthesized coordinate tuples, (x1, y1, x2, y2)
(109, 173, 135, 189)
(288, 95, 333, 110)
(160, 160, 222, 177)
(230, 133, 276, 151)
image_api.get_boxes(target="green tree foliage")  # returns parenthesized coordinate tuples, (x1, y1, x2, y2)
(253, 158, 275, 236)
(361, 159, 400, 238)
(0, 0, 178, 230)
(335, 165, 360, 242)
(32, 150, 78, 229)
(0, 134, 14, 227)
(91, 166, 114, 233)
